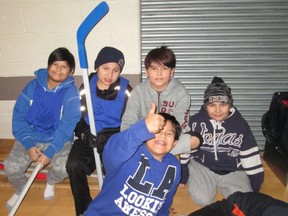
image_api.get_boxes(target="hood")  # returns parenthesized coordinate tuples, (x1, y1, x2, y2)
(34, 68, 75, 92)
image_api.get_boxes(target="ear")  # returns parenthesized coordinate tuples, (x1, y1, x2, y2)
(145, 69, 149, 77)
(173, 140, 178, 147)
(170, 68, 175, 77)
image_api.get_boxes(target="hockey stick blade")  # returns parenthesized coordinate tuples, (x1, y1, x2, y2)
(8, 163, 41, 216)
(77, 1, 109, 69)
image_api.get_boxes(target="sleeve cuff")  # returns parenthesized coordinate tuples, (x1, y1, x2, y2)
(43, 145, 56, 159)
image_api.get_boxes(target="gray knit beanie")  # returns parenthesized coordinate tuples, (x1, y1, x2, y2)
(203, 77, 233, 108)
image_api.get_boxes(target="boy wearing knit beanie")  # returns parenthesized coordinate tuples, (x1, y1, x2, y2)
(180, 77, 264, 207)
(66, 46, 132, 216)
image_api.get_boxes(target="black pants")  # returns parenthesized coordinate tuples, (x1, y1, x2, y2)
(188, 199, 230, 216)
(66, 139, 96, 216)
(189, 192, 288, 216)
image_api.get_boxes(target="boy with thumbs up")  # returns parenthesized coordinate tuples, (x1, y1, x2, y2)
(84, 104, 182, 216)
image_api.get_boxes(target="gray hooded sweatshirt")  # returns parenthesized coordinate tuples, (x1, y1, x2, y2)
(121, 78, 193, 155)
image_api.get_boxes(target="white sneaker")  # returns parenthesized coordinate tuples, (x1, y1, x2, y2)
(6, 193, 19, 210)
(44, 183, 55, 200)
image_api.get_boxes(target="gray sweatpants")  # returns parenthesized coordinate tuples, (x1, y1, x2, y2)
(4, 140, 72, 195)
(187, 159, 252, 206)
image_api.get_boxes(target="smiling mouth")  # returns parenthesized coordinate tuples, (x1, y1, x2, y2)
(105, 79, 112, 83)
(155, 140, 166, 146)
(52, 71, 62, 75)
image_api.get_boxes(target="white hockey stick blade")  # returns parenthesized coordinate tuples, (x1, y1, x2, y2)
(8, 163, 41, 216)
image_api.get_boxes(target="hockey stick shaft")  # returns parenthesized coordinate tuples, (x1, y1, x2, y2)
(8, 163, 41, 216)
(77, 1, 109, 189)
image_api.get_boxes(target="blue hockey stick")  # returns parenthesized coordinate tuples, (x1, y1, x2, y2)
(77, 1, 109, 189)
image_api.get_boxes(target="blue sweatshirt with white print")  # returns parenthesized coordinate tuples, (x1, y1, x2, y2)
(186, 105, 264, 192)
(12, 69, 81, 158)
(85, 119, 181, 216)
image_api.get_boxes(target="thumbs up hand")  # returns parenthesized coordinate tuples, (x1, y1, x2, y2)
(145, 103, 165, 134)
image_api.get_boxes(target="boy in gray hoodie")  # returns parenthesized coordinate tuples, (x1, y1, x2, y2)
(121, 46, 202, 155)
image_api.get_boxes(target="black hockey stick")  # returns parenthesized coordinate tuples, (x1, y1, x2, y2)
(77, 1, 109, 189)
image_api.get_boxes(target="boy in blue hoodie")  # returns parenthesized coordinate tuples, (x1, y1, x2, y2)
(4, 47, 81, 209)
(85, 104, 182, 216)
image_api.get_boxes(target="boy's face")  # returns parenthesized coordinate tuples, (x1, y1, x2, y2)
(206, 102, 230, 121)
(47, 60, 72, 88)
(96, 62, 121, 90)
(145, 61, 174, 92)
(146, 120, 177, 161)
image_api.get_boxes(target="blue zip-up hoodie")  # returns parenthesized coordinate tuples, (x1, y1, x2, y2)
(12, 69, 81, 158)
(85, 120, 181, 216)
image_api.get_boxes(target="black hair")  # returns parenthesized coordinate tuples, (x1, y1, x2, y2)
(158, 112, 182, 140)
(47, 47, 75, 74)
(144, 46, 176, 70)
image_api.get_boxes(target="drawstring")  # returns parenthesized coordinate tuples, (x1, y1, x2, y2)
(213, 125, 218, 160)
(210, 120, 223, 161)
(157, 92, 161, 112)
